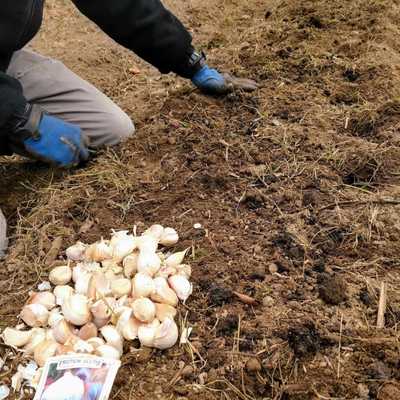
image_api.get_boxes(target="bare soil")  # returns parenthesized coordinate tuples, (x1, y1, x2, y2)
(2, 0, 400, 399)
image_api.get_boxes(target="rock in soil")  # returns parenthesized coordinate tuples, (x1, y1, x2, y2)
(287, 322, 321, 359)
(208, 285, 233, 306)
(245, 358, 262, 374)
(217, 314, 239, 336)
(378, 383, 400, 400)
(317, 273, 348, 305)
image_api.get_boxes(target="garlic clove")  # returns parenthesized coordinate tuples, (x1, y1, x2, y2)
(168, 275, 193, 302)
(155, 265, 177, 279)
(24, 328, 46, 355)
(56, 344, 74, 356)
(159, 227, 179, 247)
(66, 242, 87, 261)
(86, 337, 105, 350)
(153, 318, 179, 350)
(111, 278, 132, 298)
(176, 264, 192, 279)
(53, 285, 74, 306)
(132, 273, 155, 298)
(90, 297, 115, 321)
(123, 252, 139, 278)
(34, 339, 58, 367)
(73, 261, 101, 283)
(87, 271, 111, 300)
(74, 272, 92, 296)
(165, 249, 188, 268)
(111, 231, 138, 262)
(62, 294, 91, 326)
(28, 291, 56, 311)
(85, 239, 113, 262)
(137, 235, 159, 253)
(48, 308, 64, 328)
(137, 252, 161, 277)
(49, 265, 72, 286)
(155, 303, 177, 322)
(2, 328, 32, 348)
(53, 319, 74, 345)
(72, 339, 94, 354)
(100, 325, 123, 355)
(151, 277, 178, 307)
(116, 309, 141, 341)
(46, 329, 56, 342)
(132, 298, 156, 323)
(20, 304, 49, 327)
(137, 324, 156, 348)
(95, 344, 121, 360)
(144, 224, 164, 240)
(78, 322, 98, 341)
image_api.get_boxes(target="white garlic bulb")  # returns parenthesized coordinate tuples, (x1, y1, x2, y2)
(49, 265, 72, 286)
(48, 308, 64, 328)
(159, 227, 179, 247)
(144, 224, 164, 240)
(28, 291, 56, 310)
(53, 285, 74, 306)
(111, 231, 138, 261)
(137, 252, 161, 276)
(137, 319, 160, 348)
(100, 325, 123, 355)
(2, 328, 32, 348)
(168, 275, 193, 302)
(176, 264, 192, 279)
(90, 298, 114, 328)
(153, 318, 179, 350)
(132, 273, 155, 298)
(52, 319, 74, 345)
(79, 322, 98, 341)
(116, 309, 141, 341)
(111, 278, 132, 298)
(151, 277, 178, 306)
(72, 339, 94, 354)
(155, 303, 177, 322)
(20, 304, 49, 327)
(66, 242, 87, 261)
(155, 265, 177, 279)
(74, 272, 92, 296)
(123, 252, 139, 278)
(34, 339, 58, 367)
(73, 262, 101, 282)
(62, 294, 91, 326)
(87, 272, 111, 299)
(95, 344, 121, 360)
(85, 239, 113, 262)
(165, 249, 188, 268)
(137, 235, 158, 253)
(132, 298, 156, 323)
(24, 328, 46, 355)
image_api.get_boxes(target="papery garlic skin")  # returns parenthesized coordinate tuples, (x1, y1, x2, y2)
(123, 253, 139, 278)
(73, 262, 101, 283)
(34, 340, 58, 367)
(49, 265, 72, 286)
(116, 309, 141, 341)
(168, 275, 193, 302)
(24, 328, 46, 355)
(111, 278, 132, 298)
(132, 298, 156, 323)
(66, 242, 87, 261)
(48, 308, 64, 328)
(153, 318, 179, 350)
(155, 303, 177, 322)
(53, 285, 74, 306)
(87, 337, 105, 350)
(62, 294, 91, 326)
(85, 240, 113, 262)
(132, 273, 155, 298)
(74, 272, 92, 296)
(137, 235, 158, 253)
(87, 272, 111, 299)
(95, 344, 121, 360)
(2, 328, 32, 348)
(159, 227, 179, 247)
(176, 264, 192, 279)
(20, 304, 49, 327)
(100, 325, 123, 354)
(28, 292, 56, 311)
(53, 319, 74, 345)
(165, 250, 187, 268)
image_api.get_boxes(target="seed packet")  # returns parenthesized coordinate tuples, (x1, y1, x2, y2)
(33, 355, 121, 400)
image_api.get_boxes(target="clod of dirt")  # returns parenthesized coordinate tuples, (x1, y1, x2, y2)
(378, 384, 400, 400)
(318, 273, 348, 305)
(287, 322, 321, 359)
(245, 358, 262, 374)
(366, 361, 392, 380)
(343, 68, 360, 82)
(217, 315, 239, 336)
(359, 288, 374, 306)
(208, 285, 234, 307)
(249, 264, 266, 280)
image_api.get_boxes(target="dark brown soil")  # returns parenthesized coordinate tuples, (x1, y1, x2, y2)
(2, 0, 400, 399)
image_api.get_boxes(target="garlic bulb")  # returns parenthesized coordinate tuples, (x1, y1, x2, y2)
(28, 291, 56, 310)
(155, 303, 177, 322)
(95, 344, 120, 360)
(151, 277, 178, 306)
(102, 259, 121, 271)
(74, 272, 92, 295)
(62, 294, 91, 326)
(111, 278, 132, 298)
(132, 273, 155, 298)
(53, 285, 74, 306)
(72, 339, 94, 354)
(159, 227, 179, 247)
(123, 253, 139, 278)
(34, 340, 58, 367)
(48, 308, 64, 328)
(53, 319, 74, 344)
(87, 272, 111, 299)
(165, 249, 188, 268)
(100, 325, 123, 355)
(91, 298, 113, 328)
(155, 265, 177, 279)
(85, 240, 113, 262)
(168, 275, 193, 302)
(153, 318, 179, 350)
(49, 265, 72, 286)
(116, 309, 140, 340)
(24, 328, 46, 354)
(176, 264, 192, 279)
(111, 231, 138, 262)
(132, 298, 156, 323)
(87, 337, 105, 350)
(137, 319, 160, 348)
(137, 235, 158, 253)
(66, 242, 87, 261)
(2, 328, 32, 348)
(20, 304, 49, 327)
(46, 329, 56, 342)
(73, 262, 101, 282)
(137, 252, 161, 276)
(79, 322, 98, 341)
(144, 224, 164, 240)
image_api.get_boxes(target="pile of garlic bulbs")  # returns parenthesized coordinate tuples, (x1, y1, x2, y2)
(2, 225, 193, 371)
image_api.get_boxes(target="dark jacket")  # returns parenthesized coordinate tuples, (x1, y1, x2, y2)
(0, 0, 195, 153)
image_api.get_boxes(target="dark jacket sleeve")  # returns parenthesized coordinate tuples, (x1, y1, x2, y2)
(71, 0, 195, 78)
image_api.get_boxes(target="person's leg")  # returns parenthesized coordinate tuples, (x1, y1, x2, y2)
(7, 49, 135, 147)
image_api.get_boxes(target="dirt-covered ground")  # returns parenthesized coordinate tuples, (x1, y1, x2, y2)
(2, 0, 400, 398)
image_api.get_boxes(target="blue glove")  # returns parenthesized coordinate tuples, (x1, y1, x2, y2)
(192, 65, 258, 95)
(23, 111, 89, 168)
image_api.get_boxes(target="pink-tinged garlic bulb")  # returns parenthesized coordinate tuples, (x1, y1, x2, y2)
(155, 303, 177, 322)
(132, 298, 156, 323)
(110, 231, 138, 262)
(84, 240, 113, 262)
(20, 304, 49, 327)
(136, 252, 161, 277)
(168, 275, 193, 302)
(66, 242, 87, 261)
(153, 318, 179, 350)
(143, 225, 164, 240)
(34, 340, 58, 367)
(52, 319, 74, 345)
(49, 265, 72, 286)
(78, 323, 98, 341)
(28, 292, 56, 310)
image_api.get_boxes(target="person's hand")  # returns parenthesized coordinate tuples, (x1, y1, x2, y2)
(23, 113, 89, 168)
(192, 65, 258, 95)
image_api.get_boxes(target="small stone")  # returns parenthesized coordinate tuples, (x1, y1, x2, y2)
(263, 296, 275, 307)
(193, 223, 202, 229)
(268, 263, 278, 274)
(246, 358, 262, 373)
(358, 383, 369, 399)
(229, 236, 235, 241)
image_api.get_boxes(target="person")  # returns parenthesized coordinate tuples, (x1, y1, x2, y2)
(0, 0, 257, 252)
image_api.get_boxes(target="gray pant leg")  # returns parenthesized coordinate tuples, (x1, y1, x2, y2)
(7, 49, 135, 147)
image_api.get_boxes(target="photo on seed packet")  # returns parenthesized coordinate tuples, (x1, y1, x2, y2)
(34, 355, 121, 400)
